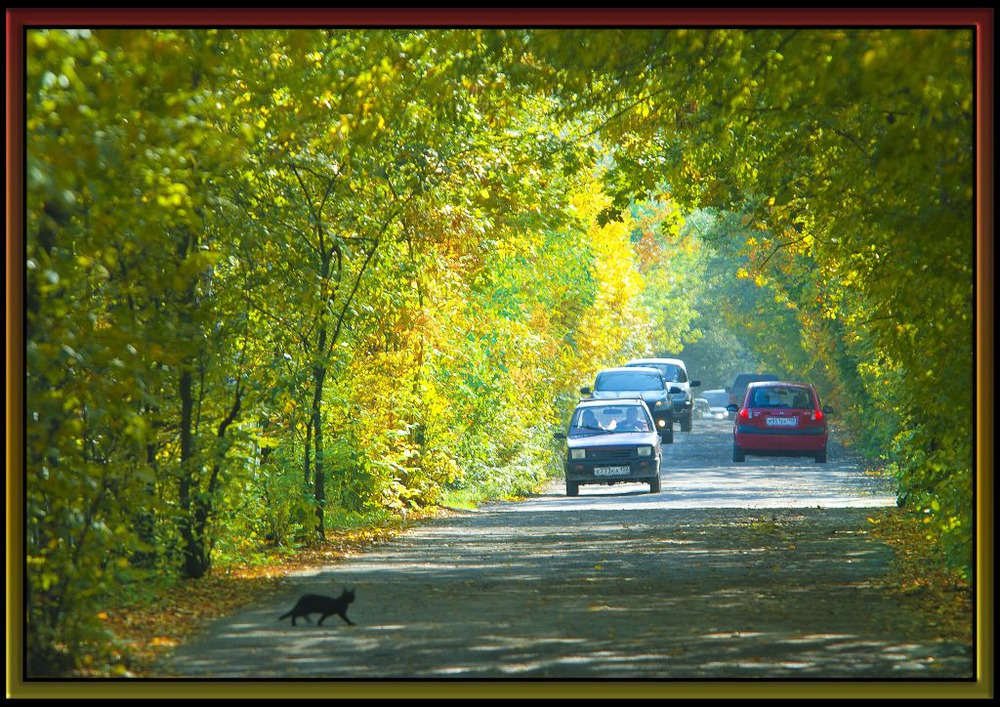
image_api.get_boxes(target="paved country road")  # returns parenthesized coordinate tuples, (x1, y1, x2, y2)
(158, 422, 976, 695)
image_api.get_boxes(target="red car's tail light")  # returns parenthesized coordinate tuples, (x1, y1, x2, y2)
(811, 409, 824, 422)
(738, 408, 750, 421)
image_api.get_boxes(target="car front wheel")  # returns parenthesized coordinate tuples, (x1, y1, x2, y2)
(815, 448, 827, 463)
(566, 481, 579, 497)
(680, 413, 693, 432)
(649, 476, 661, 493)
(733, 444, 745, 463)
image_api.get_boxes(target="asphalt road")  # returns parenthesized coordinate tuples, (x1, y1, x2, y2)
(533, 416, 897, 511)
(158, 420, 976, 695)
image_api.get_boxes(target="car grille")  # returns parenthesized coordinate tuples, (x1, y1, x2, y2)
(584, 446, 638, 464)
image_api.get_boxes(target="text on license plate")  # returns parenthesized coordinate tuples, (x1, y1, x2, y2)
(766, 417, 798, 427)
(594, 466, 631, 477)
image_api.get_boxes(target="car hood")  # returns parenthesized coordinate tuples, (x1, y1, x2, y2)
(565, 431, 660, 449)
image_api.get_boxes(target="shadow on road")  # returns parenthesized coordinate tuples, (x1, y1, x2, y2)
(164, 505, 973, 682)
(161, 423, 972, 686)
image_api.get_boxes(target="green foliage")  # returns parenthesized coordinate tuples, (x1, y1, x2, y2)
(22, 26, 976, 675)
(533, 28, 975, 577)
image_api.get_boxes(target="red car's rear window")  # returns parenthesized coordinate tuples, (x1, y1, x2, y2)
(747, 386, 813, 409)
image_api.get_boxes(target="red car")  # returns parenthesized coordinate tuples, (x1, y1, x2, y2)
(727, 381, 832, 463)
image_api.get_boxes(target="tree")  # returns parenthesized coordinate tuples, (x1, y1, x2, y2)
(23, 26, 977, 677)
(528, 27, 976, 574)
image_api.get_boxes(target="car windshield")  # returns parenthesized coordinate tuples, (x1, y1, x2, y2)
(595, 371, 663, 391)
(749, 387, 812, 409)
(569, 405, 652, 435)
(657, 364, 684, 383)
(630, 362, 684, 382)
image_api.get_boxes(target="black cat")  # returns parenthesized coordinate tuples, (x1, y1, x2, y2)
(279, 587, 356, 626)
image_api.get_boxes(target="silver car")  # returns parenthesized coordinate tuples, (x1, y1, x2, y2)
(557, 398, 663, 496)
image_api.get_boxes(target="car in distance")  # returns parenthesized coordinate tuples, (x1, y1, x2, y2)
(581, 366, 674, 443)
(625, 358, 701, 432)
(556, 398, 662, 496)
(729, 372, 780, 417)
(700, 388, 730, 421)
(726, 381, 832, 463)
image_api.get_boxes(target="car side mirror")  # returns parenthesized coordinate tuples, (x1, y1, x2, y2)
(553, 432, 567, 440)
(726, 404, 739, 412)
(690, 380, 701, 387)
(580, 386, 591, 395)
(823, 406, 834, 414)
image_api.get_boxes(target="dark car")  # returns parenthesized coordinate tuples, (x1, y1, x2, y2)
(729, 372, 780, 418)
(726, 381, 832, 463)
(582, 367, 674, 443)
(625, 358, 700, 432)
(557, 398, 662, 496)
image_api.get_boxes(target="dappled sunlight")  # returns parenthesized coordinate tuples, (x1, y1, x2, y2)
(165, 498, 972, 679)
(160, 426, 970, 681)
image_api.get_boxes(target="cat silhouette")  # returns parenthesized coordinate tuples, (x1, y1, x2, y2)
(279, 587, 356, 626)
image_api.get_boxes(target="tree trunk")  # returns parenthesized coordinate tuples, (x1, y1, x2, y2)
(178, 367, 210, 578)
(311, 356, 327, 541)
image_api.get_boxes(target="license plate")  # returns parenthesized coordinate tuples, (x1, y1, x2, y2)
(766, 417, 798, 427)
(594, 466, 631, 477)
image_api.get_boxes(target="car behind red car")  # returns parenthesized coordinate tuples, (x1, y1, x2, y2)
(727, 381, 832, 463)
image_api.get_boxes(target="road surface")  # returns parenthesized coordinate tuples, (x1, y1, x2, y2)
(158, 421, 975, 693)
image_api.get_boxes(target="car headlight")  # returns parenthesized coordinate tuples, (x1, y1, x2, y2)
(637, 446, 652, 457)
(570, 449, 586, 460)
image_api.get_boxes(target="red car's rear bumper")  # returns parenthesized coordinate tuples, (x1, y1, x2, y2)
(734, 427, 828, 452)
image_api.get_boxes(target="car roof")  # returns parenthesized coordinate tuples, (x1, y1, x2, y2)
(597, 366, 662, 375)
(575, 397, 648, 408)
(746, 381, 813, 390)
(626, 358, 685, 367)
